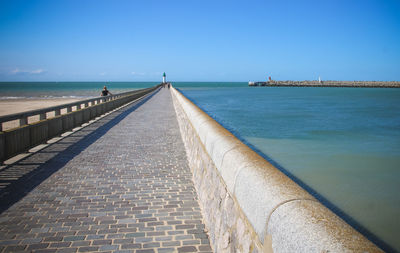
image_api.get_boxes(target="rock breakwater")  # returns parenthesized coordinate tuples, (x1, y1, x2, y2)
(249, 80, 400, 88)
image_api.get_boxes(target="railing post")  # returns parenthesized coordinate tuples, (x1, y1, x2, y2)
(67, 107, 72, 113)
(77, 104, 81, 110)
(0, 123, 2, 132)
(85, 102, 89, 108)
(20, 117, 28, 127)
(55, 109, 61, 116)
(39, 113, 46, 120)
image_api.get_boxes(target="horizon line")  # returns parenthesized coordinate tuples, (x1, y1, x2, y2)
(1, 80, 400, 83)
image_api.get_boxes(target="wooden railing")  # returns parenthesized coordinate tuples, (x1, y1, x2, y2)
(0, 85, 161, 162)
(0, 88, 155, 131)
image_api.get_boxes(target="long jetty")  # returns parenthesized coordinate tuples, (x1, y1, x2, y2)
(0, 85, 384, 252)
(249, 80, 400, 88)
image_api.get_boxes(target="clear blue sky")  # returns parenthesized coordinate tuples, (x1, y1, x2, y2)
(0, 0, 399, 81)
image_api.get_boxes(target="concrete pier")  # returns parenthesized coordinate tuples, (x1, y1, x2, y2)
(0, 88, 212, 253)
(0, 86, 385, 252)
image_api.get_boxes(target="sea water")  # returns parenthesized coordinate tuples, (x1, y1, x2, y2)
(175, 83, 400, 252)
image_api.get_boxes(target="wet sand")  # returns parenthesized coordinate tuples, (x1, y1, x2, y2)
(0, 98, 80, 130)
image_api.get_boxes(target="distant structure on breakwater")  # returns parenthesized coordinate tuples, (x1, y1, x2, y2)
(249, 80, 400, 88)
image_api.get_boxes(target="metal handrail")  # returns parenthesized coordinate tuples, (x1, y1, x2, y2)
(0, 87, 155, 131)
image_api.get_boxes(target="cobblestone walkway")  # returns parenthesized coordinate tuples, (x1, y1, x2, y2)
(0, 88, 212, 253)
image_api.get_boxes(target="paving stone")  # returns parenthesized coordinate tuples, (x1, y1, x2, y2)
(3, 245, 26, 252)
(86, 235, 106, 240)
(154, 236, 173, 242)
(120, 243, 141, 249)
(64, 236, 86, 242)
(137, 249, 155, 253)
(91, 239, 112, 245)
(35, 249, 58, 253)
(99, 244, 119, 251)
(135, 237, 153, 243)
(162, 241, 181, 247)
(21, 238, 43, 244)
(78, 246, 99, 252)
(157, 248, 176, 253)
(71, 241, 90, 247)
(49, 242, 71, 248)
(125, 232, 146, 238)
(167, 231, 185, 236)
(0, 89, 211, 252)
(178, 246, 197, 252)
(183, 240, 200, 245)
(113, 239, 133, 244)
(56, 248, 78, 253)
(199, 245, 212, 251)
(143, 242, 161, 248)
(27, 243, 50, 250)
(0, 240, 21, 245)
(176, 225, 195, 230)
(175, 235, 193, 240)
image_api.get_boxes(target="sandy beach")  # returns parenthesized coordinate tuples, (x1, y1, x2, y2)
(0, 98, 80, 130)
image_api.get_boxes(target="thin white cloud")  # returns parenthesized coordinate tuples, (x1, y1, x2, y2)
(131, 71, 145, 76)
(99, 72, 107, 76)
(11, 68, 46, 75)
(30, 69, 45, 74)
(11, 68, 22, 74)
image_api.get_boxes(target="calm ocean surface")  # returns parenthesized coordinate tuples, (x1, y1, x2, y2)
(1, 82, 399, 251)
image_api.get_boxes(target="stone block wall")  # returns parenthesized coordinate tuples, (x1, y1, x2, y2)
(170, 87, 382, 253)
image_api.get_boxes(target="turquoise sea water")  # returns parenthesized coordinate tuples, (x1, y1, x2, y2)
(1, 82, 399, 251)
(175, 83, 400, 252)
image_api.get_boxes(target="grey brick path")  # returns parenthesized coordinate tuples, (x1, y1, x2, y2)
(0, 88, 212, 253)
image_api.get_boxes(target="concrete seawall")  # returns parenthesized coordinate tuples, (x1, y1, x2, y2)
(170, 87, 382, 252)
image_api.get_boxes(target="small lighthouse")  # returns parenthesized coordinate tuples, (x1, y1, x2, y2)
(163, 72, 166, 84)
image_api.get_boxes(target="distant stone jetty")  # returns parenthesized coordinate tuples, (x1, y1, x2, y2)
(249, 80, 400, 88)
